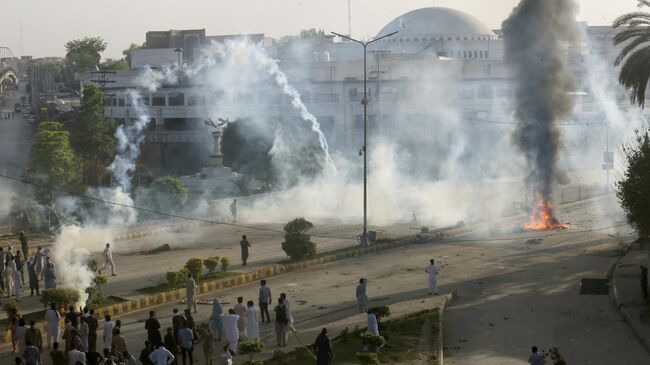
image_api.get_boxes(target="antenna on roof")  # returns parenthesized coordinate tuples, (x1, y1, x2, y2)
(348, 0, 352, 37)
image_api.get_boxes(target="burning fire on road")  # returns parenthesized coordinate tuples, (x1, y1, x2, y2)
(523, 193, 570, 231)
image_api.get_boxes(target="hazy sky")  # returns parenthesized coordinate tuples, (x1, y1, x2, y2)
(0, 0, 640, 59)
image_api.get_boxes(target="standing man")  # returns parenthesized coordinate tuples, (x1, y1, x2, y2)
(145, 311, 162, 346)
(86, 309, 99, 352)
(273, 297, 289, 347)
(34, 247, 46, 280)
(44, 303, 61, 348)
(233, 297, 247, 339)
(425, 259, 439, 295)
(245, 301, 259, 341)
(172, 309, 187, 343)
(27, 257, 39, 296)
(19, 232, 28, 260)
(43, 259, 56, 289)
(177, 323, 194, 365)
(220, 309, 239, 355)
(313, 328, 333, 365)
(99, 243, 116, 276)
(229, 200, 237, 223)
(186, 274, 197, 313)
(356, 278, 368, 313)
(239, 235, 251, 266)
(258, 280, 272, 324)
(149, 343, 175, 365)
(15, 249, 24, 285)
(280, 293, 295, 344)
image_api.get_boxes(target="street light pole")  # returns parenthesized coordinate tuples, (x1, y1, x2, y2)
(332, 30, 398, 245)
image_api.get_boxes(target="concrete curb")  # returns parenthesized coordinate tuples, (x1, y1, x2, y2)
(609, 244, 650, 354)
(438, 290, 457, 365)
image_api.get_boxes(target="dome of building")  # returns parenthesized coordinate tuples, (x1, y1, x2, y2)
(376, 7, 496, 40)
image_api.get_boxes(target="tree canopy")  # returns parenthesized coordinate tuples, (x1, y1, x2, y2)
(122, 43, 145, 67)
(27, 122, 80, 189)
(617, 130, 650, 237)
(221, 119, 275, 188)
(613, 0, 650, 108)
(65, 37, 107, 72)
(139, 176, 189, 216)
(70, 85, 116, 186)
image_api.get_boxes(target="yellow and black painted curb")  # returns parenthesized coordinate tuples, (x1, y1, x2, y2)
(1, 224, 479, 345)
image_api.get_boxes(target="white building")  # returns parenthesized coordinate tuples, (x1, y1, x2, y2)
(81, 7, 640, 178)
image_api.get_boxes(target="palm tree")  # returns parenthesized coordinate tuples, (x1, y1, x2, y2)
(614, 0, 650, 108)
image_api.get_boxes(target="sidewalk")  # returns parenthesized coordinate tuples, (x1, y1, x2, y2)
(612, 243, 650, 351)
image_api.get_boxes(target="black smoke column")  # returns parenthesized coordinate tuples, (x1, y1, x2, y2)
(503, 0, 579, 226)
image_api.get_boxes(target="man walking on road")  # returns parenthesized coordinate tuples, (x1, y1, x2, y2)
(145, 311, 162, 346)
(186, 274, 197, 313)
(425, 259, 439, 295)
(313, 328, 333, 365)
(258, 280, 272, 323)
(34, 247, 46, 280)
(99, 243, 116, 276)
(229, 200, 237, 223)
(239, 235, 251, 266)
(356, 278, 368, 313)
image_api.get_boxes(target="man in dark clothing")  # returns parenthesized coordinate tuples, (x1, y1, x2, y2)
(164, 327, 179, 365)
(240, 235, 251, 266)
(19, 232, 28, 260)
(313, 328, 333, 365)
(86, 309, 99, 351)
(171, 309, 186, 343)
(145, 311, 162, 346)
(139, 340, 154, 365)
(27, 258, 39, 296)
(65, 306, 80, 329)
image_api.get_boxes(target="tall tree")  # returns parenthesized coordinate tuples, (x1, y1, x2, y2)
(64, 37, 107, 72)
(614, 0, 650, 107)
(27, 122, 80, 191)
(70, 85, 116, 186)
(617, 130, 650, 237)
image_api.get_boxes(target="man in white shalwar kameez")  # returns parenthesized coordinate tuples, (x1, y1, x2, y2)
(186, 273, 198, 313)
(280, 293, 295, 344)
(356, 278, 368, 313)
(245, 301, 259, 340)
(13, 268, 22, 301)
(34, 247, 46, 279)
(233, 297, 246, 339)
(424, 259, 439, 295)
(5, 262, 14, 298)
(364, 311, 380, 353)
(220, 309, 240, 354)
(44, 303, 61, 348)
(99, 243, 116, 276)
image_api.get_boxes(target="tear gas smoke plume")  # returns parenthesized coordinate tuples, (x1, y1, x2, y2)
(502, 0, 579, 227)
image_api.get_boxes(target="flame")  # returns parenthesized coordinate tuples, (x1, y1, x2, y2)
(523, 193, 570, 230)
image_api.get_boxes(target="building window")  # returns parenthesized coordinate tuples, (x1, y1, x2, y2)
(463, 51, 467, 58)
(152, 93, 166, 106)
(168, 92, 184, 106)
(474, 51, 478, 58)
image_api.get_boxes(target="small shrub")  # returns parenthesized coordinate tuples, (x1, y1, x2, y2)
(204, 256, 220, 273)
(281, 217, 316, 260)
(40, 288, 80, 308)
(4, 301, 18, 317)
(220, 257, 231, 272)
(239, 340, 264, 363)
(369, 305, 390, 319)
(165, 269, 189, 289)
(360, 332, 386, 352)
(184, 257, 203, 280)
(356, 351, 379, 365)
(86, 258, 98, 272)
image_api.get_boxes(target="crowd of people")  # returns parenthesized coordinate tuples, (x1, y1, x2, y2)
(3, 229, 441, 365)
(1, 233, 56, 302)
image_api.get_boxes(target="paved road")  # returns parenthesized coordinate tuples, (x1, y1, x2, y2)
(0, 84, 31, 177)
(2, 194, 647, 364)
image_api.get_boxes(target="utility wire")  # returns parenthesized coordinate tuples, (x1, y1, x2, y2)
(0, 173, 354, 240)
